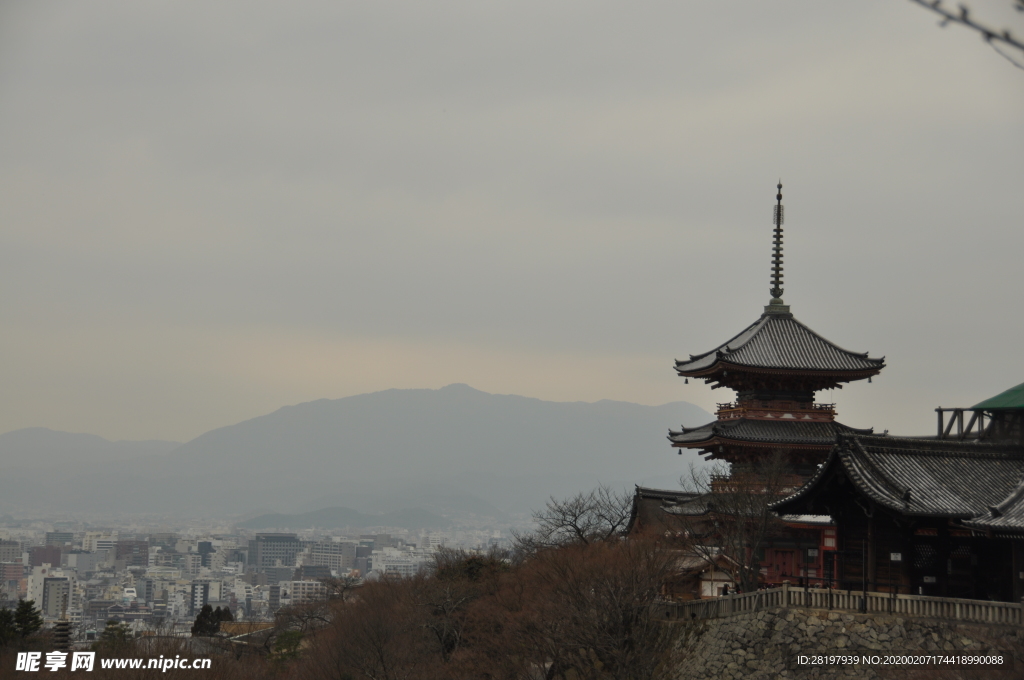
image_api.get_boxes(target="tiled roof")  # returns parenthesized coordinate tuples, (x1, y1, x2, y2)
(675, 312, 884, 375)
(633, 487, 700, 503)
(627, 487, 706, 534)
(660, 494, 714, 517)
(774, 435, 1024, 522)
(630, 486, 833, 527)
(669, 418, 872, 447)
(962, 478, 1024, 533)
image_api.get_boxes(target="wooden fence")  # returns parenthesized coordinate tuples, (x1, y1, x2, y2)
(655, 583, 1023, 625)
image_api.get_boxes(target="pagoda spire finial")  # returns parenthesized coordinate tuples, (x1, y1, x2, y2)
(766, 181, 789, 314)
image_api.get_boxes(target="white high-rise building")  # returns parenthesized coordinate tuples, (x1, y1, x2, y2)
(281, 580, 325, 604)
(420, 533, 447, 552)
(27, 565, 77, 620)
(82, 532, 117, 553)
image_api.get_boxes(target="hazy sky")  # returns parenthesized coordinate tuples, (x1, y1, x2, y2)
(0, 1, 1020, 442)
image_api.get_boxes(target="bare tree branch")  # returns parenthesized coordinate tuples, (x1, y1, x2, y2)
(513, 485, 633, 553)
(907, 0, 1024, 70)
(319, 574, 361, 602)
(672, 453, 794, 592)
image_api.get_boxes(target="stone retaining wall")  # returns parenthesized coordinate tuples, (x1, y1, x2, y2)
(674, 606, 1023, 679)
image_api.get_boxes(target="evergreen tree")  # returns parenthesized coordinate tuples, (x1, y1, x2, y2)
(13, 600, 43, 639)
(190, 604, 220, 637)
(216, 606, 234, 622)
(0, 607, 16, 647)
(94, 620, 132, 652)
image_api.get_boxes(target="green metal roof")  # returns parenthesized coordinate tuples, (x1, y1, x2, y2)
(973, 382, 1024, 410)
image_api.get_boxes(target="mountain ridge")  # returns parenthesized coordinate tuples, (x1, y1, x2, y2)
(0, 385, 712, 519)
(0, 427, 182, 468)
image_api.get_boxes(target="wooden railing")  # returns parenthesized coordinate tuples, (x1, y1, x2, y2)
(654, 583, 1023, 626)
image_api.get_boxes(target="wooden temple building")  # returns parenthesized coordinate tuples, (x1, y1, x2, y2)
(630, 184, 1024, 604)
(773, 384, 1024, 602)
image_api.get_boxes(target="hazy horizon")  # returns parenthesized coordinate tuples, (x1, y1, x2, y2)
(0, 1, 1021, 443)
(0, 383, 715, 518)
(0, 382, 710, 444)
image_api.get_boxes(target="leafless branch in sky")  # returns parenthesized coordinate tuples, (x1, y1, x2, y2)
(907, 0, 1024, 69)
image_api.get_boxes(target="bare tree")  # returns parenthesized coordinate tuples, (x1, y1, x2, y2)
(908, 0, 1024, 70)
(411, 548, 508, 665)
(671, 452, 793, 593)
(513, 485, 633, 552)
(302, 549, 510, 680)
(468, 538, 684, 680)
(320, 574, 361, 602)
(303, 581, 428, 680)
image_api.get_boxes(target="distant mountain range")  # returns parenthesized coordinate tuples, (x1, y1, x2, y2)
(0, 427, 181, 467)
(0, 384, 711, 521)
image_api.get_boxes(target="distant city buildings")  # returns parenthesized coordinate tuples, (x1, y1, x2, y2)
(280, 580, 325, 605)
(0, 519, 509, 640)
(371, 546, 434, 578)
(0, 539, 21, 563)
(28, 546, 62, 568)
(45, 532, 74, 547)
(115, 541, 149, 568)
(248, 534, 303, 569)
(26, 565, 77, 620)
(305, 540, 356, 571)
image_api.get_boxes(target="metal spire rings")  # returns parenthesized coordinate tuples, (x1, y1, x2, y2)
(770, 182, 784, 304)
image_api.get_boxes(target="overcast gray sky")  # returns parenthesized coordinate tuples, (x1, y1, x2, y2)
(0, 0, 1020, 442)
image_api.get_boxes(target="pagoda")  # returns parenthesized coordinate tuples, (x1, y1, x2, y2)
(669, 184, 885, 483)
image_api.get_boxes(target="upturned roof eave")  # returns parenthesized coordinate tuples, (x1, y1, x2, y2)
(674, 360, 885, 379)
(669, 435, 840, 450)
(770, 446, 842, 513)
(668, 420, 874, 448)
(673, 310, 885, 376)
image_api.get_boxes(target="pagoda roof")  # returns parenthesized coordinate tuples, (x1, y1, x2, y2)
(675, 309, 884, 377)
(669, 418, 872, 448)
(773, 434, 1024, 521)
(973, 381, 1024, 411)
